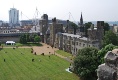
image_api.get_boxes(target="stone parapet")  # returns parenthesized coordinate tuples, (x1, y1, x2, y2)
(97, 50, 118, 80)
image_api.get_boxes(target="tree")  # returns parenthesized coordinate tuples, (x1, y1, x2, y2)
(84, 22, 92, 37)
(104, 22, 110, 34)
(73, 47, 99, 80)
(97, 44, 118, 64)
(34, 35, 40, 43)
(19, 33, 40, 44)
(26, 33, 30, 42)
(19, 34, 27, 44)
(102, 30, 118, 47)
(70, 22, 78, 35)
(29, 34, 34, 42)
(0, 41, 1, 46)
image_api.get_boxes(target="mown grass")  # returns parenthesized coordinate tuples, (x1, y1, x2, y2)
(0, 48, 79, 80)
(56, 50, 72, 57)
(1, 42, 42, 47)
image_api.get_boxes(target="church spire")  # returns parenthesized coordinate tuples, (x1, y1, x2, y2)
(80, 12, 83, 25)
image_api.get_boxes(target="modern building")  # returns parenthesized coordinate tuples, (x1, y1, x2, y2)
(20, 20, 34, 26)
(0, 20, 3, 26)
(9, 8, 19, 27)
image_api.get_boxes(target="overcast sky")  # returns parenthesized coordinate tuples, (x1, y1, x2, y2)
(0, 0, 118, 21)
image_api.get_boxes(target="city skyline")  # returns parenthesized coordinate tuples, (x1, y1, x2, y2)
(0, 0, 118, 21)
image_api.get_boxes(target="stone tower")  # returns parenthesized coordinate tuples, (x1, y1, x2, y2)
(97, 21, 104, 48)
(79, 12, 85, 36)
(87, 24, 97, 40)
(65, 20, 74, 34)
(50, 17, 63, 47)
(40, 14, 48, 43)
(65, 20, 69, 33)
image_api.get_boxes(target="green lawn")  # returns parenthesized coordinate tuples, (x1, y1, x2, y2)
(0, 48, 79, 80)
(56, 50, 72, 57)
(1, 42, 42, 47)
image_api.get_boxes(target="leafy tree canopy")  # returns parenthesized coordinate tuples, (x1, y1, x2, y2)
(73, 47, 99, 80)
(70, 21, 78, 34)
(34, 35, 40, 43)
(97, 44, 118, 64)
(102, 30, 118, 47)
(19, 33, 40, 44)
(104, 22, 110, 33)
(84, 22, 92, 37)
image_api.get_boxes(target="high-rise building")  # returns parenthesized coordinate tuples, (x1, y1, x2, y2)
(9, 8, 19, 27)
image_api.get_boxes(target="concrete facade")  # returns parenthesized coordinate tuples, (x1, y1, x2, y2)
(9, 8, 19, 27)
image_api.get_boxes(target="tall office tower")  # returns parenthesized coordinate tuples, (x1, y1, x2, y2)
(9, 8, 19, 27)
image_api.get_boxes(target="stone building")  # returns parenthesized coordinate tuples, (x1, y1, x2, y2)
(39, 13, 104, 55)
(88, 21, 104, 48)
(54, 32, 63, 49)
(54, 21, 103, 55)
(65, 20, 74, 34)
(112, 26, 118, 35)
(60, 33, 99, 55)
(49, 17, 63, 46)
(39, 14, 48, 43)
(96, 21, 104, 48)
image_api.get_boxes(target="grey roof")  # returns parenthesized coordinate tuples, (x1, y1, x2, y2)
(62, 33, 88, 41)
(88, 27, 97, 30)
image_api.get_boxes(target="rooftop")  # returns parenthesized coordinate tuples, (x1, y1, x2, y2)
(62, 33, 88, 41)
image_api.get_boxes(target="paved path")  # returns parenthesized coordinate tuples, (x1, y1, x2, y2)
(32, 43, 73, 62)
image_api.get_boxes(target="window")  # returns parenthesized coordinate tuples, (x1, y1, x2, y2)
(72, 41, 74, 45)
(79, 43, 81, 46)
(76, 48, 78, 52)
(92, 45, 95, 47)
(72, 47, 73, 50)
(83, 44, 85, 47)
(76, 42, 78, 45)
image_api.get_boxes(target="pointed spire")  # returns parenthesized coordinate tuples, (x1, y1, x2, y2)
(80, 12, 83, 25)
